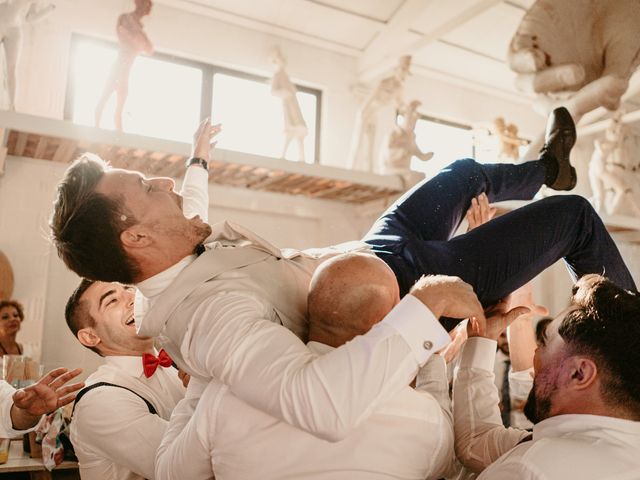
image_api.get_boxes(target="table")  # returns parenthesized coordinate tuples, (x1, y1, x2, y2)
(0, 440, 79, 479)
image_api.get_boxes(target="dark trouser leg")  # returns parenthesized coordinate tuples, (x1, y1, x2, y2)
(378, 195, 635, 304)
(363, 158, 546, 244)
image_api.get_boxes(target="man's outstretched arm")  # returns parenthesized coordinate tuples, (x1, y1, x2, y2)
(183, 276, 483, 441)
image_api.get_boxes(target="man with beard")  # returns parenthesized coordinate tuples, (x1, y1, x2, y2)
(453, 274, 640, 479)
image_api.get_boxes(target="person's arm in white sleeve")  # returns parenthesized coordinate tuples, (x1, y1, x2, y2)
(182, 275, 484, 442)
(72, 389, 167, 480)
(0, 382, 26, 437)
(182, 119, 221, 222)
(415, 354, 459, 478)
(156, 378, 214, 480)
(453, 337, 530, 473)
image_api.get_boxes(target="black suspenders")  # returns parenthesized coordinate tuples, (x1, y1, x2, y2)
(72, 382, 158, 416)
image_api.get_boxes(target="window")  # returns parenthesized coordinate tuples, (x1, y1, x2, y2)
(408, 115, 474, 179)
(211, 73, 319, 164)
(66, 36, 321, 162)
(67, 37, 202, 143)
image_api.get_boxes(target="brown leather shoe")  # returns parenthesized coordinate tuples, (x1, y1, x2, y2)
(541, 107, 577, 191)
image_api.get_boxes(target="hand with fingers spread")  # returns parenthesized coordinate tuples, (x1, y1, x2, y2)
(410, 275, 487, 335)
(466, 193, 497, 232)
(192, 118, 222, 161)
(469, 299, 530, 341)
(10, 367, 84, 430)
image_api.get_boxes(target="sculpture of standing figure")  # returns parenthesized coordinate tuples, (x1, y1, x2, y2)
(94, 0, 153, 131)
(508, 0, 640, 122)
(589, 113, 640, 217)
(380, 100, 432, 175)
(348, 55, 411, 172)
(269, 47, 308, 162)
(0, 0, 55, 111)
(493, 117, 529, 161)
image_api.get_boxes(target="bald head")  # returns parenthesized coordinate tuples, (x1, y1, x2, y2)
(308, 253, 400, 347)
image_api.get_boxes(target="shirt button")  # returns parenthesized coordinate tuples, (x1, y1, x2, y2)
(423, 340, 433, 350)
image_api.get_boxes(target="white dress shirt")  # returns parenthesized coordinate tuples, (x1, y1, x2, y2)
(70, 355, 185, 480)
(454, 337, 640, 479)
(453, 338, 529, 475)
(0, 380, 30, 437)
(478, 414, 640, 479)
(138, 255, 451, 443)
(156, 340, 457, 480)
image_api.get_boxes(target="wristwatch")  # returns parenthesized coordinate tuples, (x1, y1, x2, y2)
(185, 157, 208, 171)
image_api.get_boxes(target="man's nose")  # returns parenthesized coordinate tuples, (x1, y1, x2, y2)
(151, 177, 175, 191)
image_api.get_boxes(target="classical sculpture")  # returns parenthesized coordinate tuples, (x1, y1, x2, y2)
(95, 0, 153, 131)
(508, 0, 640, 121)
(269, 47, 308, 162)
(380, 100, 432, 175)
(0, 0, 56, 111)
(493, 117, 529, 161)
(588, 113, 640, 217)
(348, 55, 411, 172)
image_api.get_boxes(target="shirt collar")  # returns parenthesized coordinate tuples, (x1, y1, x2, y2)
(136, 255, 197, 299)
(534, 414, 640, 441)
(104, 355, 147, 378)
(307, 341, 334, 355)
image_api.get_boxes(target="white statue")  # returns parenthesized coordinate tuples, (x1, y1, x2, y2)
(589, 113, 640, 217)
(508, 0, 640, 122)
(0, 0, 55, 111)
(493, 117, 529, 161)
(95, 0, 153, 131)
(348, 55, 411, 172)
(380, 100, 432, 175)
(269, 47, 308, 162)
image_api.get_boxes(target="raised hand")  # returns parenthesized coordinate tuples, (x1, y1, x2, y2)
(466, 193, 497, 232)
(410, 275, 487, 335)
(192, 118, 222, 161)
(470, 299, 530, 341)
(11, 368, 84, 430)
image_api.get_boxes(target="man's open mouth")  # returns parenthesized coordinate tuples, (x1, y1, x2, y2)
(125, 317, 135, 326)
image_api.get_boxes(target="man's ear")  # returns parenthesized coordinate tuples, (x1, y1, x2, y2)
(77, 327, 101, 349)
(120, 225, 152, 249)
(568, 356, 598, 391)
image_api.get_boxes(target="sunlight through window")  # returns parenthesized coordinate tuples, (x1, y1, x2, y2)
(211, 73, 317, 163)
(69, 39, 202, 143)
(410, 117, 474, 179)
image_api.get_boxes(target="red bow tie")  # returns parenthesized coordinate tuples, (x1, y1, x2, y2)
(142, 349, 173, 378)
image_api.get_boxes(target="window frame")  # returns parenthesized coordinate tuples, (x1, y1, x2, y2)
(64, 34, 322, 163)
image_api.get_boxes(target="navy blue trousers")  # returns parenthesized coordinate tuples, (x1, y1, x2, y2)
(363, 158, 636, 305)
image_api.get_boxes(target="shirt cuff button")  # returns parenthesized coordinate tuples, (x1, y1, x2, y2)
(423, 340, 433, 350)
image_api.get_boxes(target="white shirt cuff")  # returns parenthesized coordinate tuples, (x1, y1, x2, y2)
(459, 337, 497, 371)
(379, 295, 450, 366)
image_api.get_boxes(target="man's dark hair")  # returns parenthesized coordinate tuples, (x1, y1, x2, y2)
(0, 299, 25, 322)
(64, 278, 102, 356)
(559, 274, 640, 418)
(535, 317, 553, 346)
(49, 154, 139, 283)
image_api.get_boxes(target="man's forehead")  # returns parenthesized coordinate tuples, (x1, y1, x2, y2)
(83, 281, 123, 305)
(95, 168, 142, 195)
